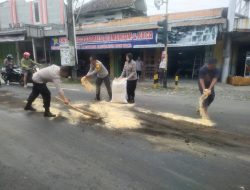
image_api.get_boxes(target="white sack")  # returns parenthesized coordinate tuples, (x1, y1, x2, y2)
(111, 78, 127, 103)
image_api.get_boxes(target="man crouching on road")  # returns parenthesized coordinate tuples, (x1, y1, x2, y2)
(24, 65, 70, 117)
(198, 58, 220, 118)
(83, 55, 112, 101)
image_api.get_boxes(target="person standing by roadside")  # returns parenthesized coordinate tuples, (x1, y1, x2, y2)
(4, 54, 14, 85)
(83, 55, 112, 101)
(24, 65, 70, 117)
(136, 56, 143, 81)
(120, 53, 137, 104)
(159, 52, 167, 84)
(21, 52, 39, 88)
(198, 58, 220, 118)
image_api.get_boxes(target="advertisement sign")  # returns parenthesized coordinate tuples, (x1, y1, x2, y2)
(168, 25, 218, 47)
(60, 44, 75, 66)
(51, 30, 157, 50)
(51, 25, 219, 50)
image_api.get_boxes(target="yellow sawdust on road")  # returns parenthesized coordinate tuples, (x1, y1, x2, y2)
(33, 99, 141, 129)
(88, 101, 141, 129)
(32, 98, 214, 128)
(33, 99, 91, 125)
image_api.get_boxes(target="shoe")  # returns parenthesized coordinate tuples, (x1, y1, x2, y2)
(7, 81, 10, 86)
(129, 100, 135, 104)
(44, 111, 56, 117)
(95, 97, 101, 101)
(24, 106, 37, 111)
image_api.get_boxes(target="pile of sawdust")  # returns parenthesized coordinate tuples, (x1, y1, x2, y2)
(32, 99, 141, 129)
(89, 101, 141, 129)
(33, 99, 91, 125)
(81, 77, 95, 92)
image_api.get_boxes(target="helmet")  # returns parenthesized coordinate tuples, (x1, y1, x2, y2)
(23, 52, 30, 59)
(7, 54, 13, 59)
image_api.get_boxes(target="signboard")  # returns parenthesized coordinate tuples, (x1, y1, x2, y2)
(51, 25, 219, 50)
(51, 30, 157, 50)
(159, 51, 167, 69)
(0, 35, 25, 42)
(60, 44, 75, 66)
(168, 25, 218, 47)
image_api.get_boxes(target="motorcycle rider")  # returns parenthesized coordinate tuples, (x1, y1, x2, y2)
(21, 52, 39, 88)
(4, 54, 14, 85)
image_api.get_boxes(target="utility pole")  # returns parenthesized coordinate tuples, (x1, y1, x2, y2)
(155, 0, 169, 88)
(222, 0, 236, 83)
(66, 0, 78, 79)
(163, 0, 168, 88)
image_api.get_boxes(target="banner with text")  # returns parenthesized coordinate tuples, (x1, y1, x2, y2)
(50, 30, 157, 50)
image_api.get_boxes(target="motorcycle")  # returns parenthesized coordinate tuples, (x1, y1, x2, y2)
(1, 66, 22, 85)
(1, 65, 40, 86)
(20, 65, 40, 86)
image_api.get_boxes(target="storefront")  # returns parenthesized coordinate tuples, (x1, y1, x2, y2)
(50, 23, 223, 79)
(50, 29, 164, 78)
(230, 32, 250, 77)
(167, 24, 220, 78)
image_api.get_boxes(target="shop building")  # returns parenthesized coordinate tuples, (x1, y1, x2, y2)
(50, 8, 227, 79)
(0, 0, 65, 65)
(228, 17, 250, 77)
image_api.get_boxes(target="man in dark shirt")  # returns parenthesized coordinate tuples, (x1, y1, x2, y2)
(4, 54, 14, 85)
(198, 58, 220, 115)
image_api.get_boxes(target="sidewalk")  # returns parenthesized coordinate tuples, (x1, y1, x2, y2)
(136, 79, 250, 101)
(62, 78, 250, 100)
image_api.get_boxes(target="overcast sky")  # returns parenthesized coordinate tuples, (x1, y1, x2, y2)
(82, 0, 229, 15)
(0, 0, 230, 15)
(148, 0, 229, 15)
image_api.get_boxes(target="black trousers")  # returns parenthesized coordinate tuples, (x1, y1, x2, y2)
(127, 80, 137, 101)
(96, 76, 112, 100)
(137, 71, 142, 79)
(199, 86, 215, 109)
(6, 68, 12, 81)
(27, 82, 51, 110)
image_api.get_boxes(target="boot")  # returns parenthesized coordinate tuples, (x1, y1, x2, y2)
(95, 94, 100, 101)
(44, 108, 56, 117)
(24, 104, 37, 111)
(127, 96, 131, 103)
(129, 97, 135, 104)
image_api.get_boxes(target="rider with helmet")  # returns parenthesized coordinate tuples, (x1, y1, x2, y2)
(21, 52, 39, 88)
(4, 54, 14, 85)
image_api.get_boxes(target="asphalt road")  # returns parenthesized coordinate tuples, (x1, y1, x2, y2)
(0, 84, 250, 190)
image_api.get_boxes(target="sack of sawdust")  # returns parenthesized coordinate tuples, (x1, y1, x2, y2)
(229, 76, 250, 86)
(241, 77, 250, 86)
(81, 77, 95, 92)
(111, 78, 128, 103)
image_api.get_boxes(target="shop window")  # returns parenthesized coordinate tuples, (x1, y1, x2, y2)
(33, 1, 40, 24)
